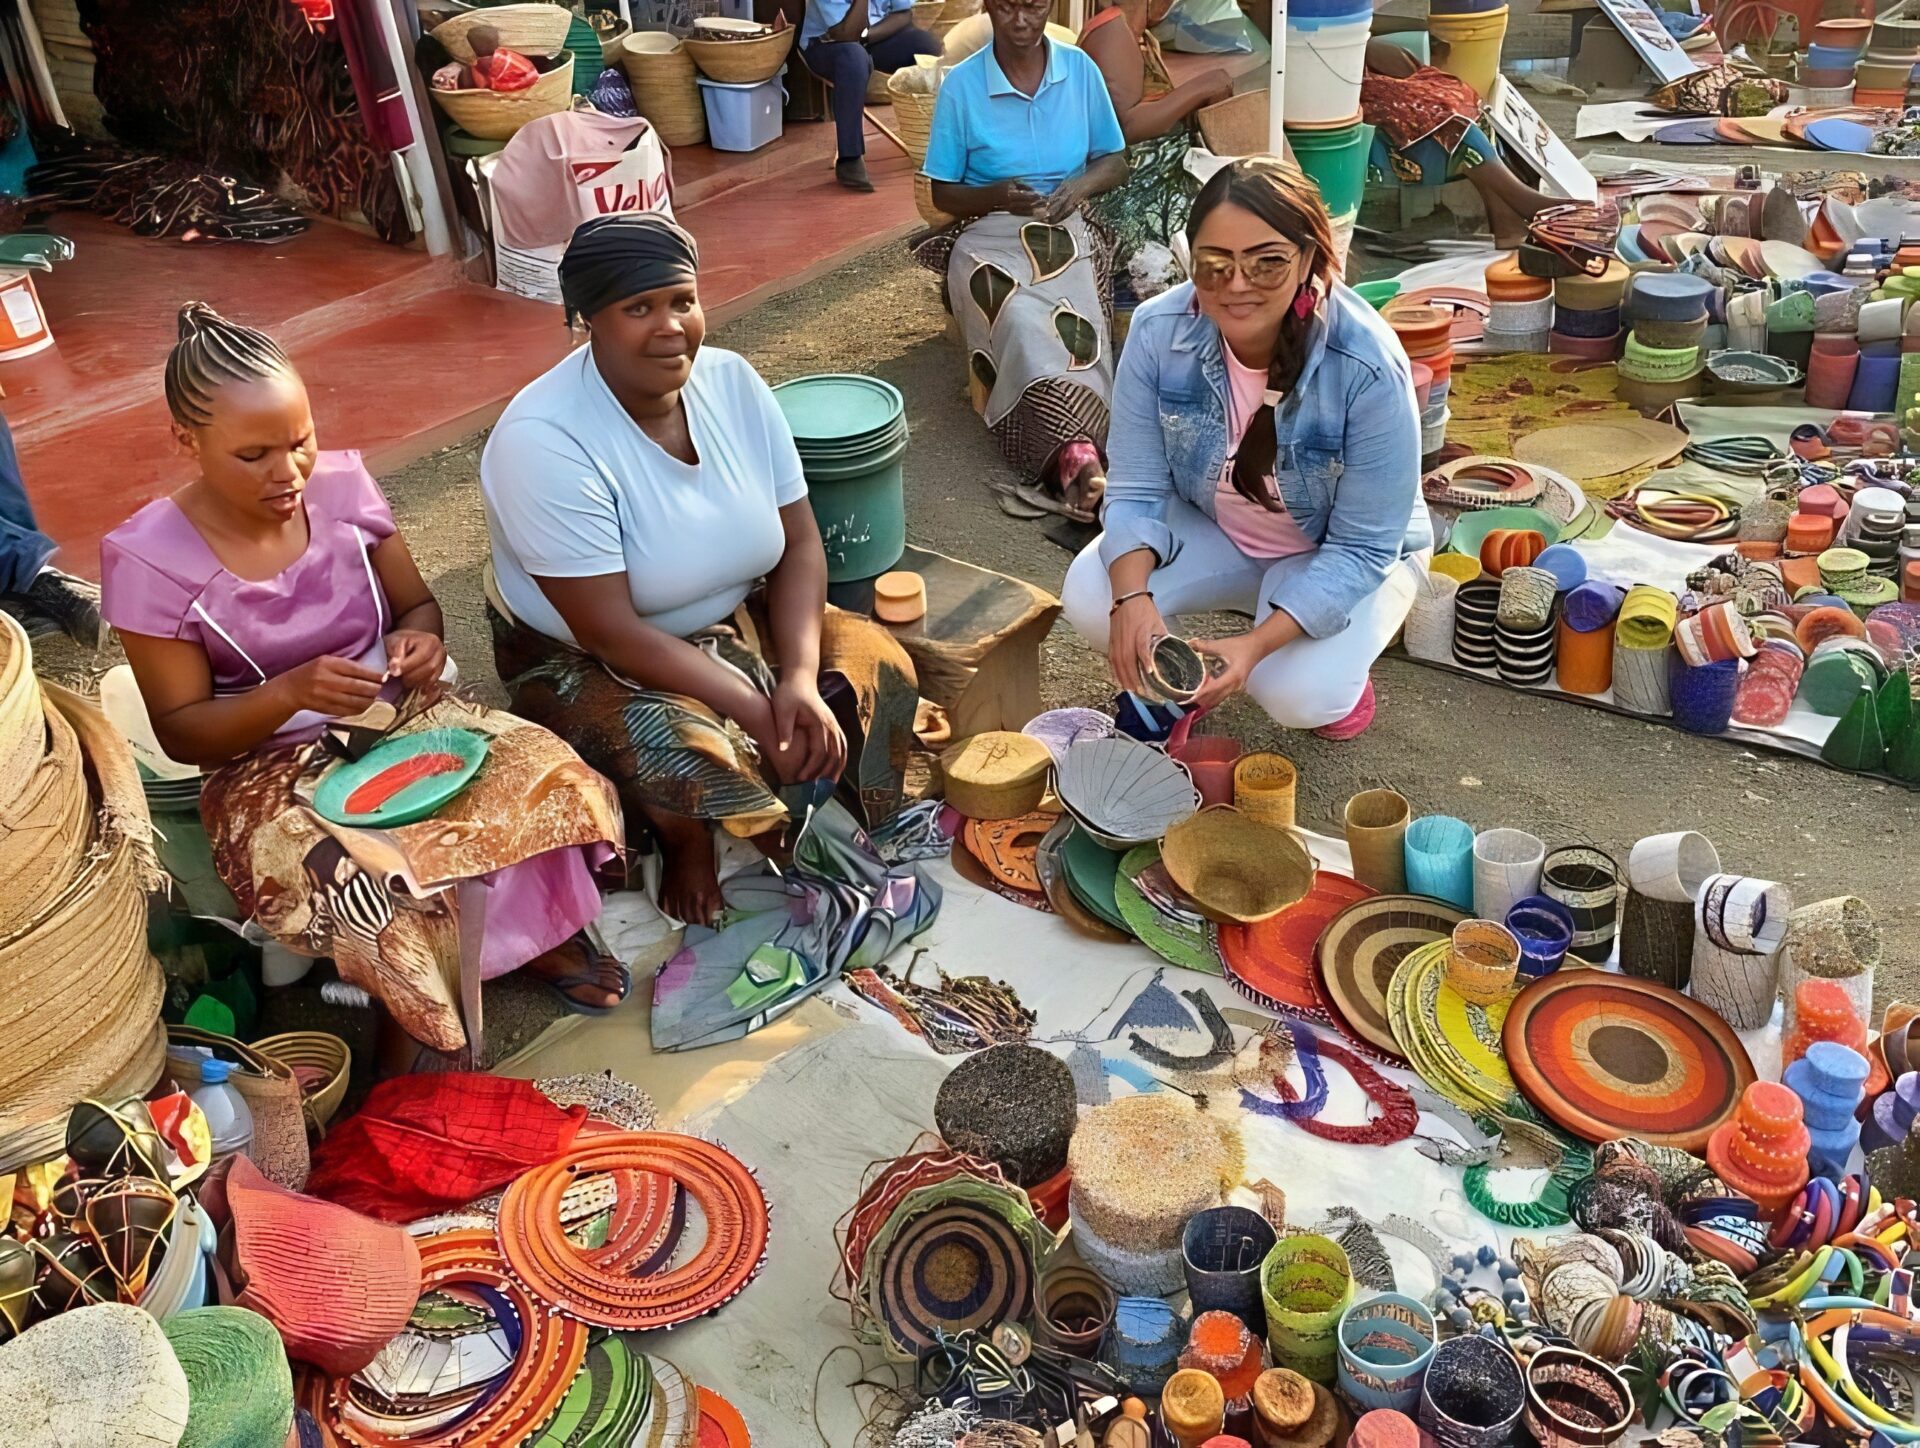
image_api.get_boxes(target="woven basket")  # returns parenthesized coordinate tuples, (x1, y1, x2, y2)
(431, 54, 575, 140)
(253, 1031, 353, 1133)
(888, 72, 938, 164)
(0, 694, 90, 940)
(1232, 751, 1296, 829)
(432, 2, 572, 61)
(595, 17, 632, 67)
(0, 611, 43, 813)
(941, 731, 1051, 819)
(168, 1026, 311, 1190)
(622, 32, 707, 145)
(0, 684, 166, 1175)
(912, 0, 943, 29)
(1161, 805, 1314, 924)
(1404, 572, 1460, 663)
(682, 26, 795, 84)
(915, 173, 957, 228)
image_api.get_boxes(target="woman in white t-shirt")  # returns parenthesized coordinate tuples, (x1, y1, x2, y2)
(481, 214, 918, 925)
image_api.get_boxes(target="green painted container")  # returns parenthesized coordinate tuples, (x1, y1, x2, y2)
(1285, 120, 1373, 219)
(772, 373, 909, 582)
(1354, 279, 1401, 309)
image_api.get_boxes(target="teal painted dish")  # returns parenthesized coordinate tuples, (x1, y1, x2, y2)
(1115, 843, 1222, 975)
(1443, 505, 1563, 560)
(313, 728, 490, 828)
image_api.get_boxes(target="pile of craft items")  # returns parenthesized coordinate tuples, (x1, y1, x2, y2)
(856, 712, 1920, 1445)
(0, 1066, 761, 1445)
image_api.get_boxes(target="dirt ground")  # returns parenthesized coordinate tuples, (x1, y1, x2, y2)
(386, 245, 1920, 1006)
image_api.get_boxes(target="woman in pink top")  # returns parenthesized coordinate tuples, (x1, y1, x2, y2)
(101, 304, 627, 1059)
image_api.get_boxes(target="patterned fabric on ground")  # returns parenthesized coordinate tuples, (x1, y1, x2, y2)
(650, 787, 943, 1051)
(491, 594, 918, 833)
(199, 688, 621, 1055)
(1442, 354, 1652, 500)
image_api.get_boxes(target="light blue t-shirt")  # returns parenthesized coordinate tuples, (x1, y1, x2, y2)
(800, 0, 912, 47)
(921, 38, 1126, 194)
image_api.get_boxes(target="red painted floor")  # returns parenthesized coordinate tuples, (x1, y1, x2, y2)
(9, 111, 917, 578)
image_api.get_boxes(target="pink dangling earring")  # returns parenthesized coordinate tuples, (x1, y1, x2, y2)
(1291, 287, 1314, 319)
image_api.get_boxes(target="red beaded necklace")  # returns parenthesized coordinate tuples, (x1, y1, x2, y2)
(1276, 1031, 1420, 1146)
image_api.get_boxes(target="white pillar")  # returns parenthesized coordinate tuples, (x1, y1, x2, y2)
(367, 0, 456, 257)
(1267, 0, 1287, 153)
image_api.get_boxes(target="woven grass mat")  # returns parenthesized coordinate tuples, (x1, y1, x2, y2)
(1444, 355, 1661, 502)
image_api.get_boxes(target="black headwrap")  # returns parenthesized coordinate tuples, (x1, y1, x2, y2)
(558, 212, 700, 325)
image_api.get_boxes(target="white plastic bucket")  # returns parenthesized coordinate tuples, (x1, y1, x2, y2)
(0, 271, 52, 361)
(1284, 14, 1371, 126)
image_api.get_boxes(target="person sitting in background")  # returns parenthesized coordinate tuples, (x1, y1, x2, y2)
(802, 0, 940, 192)
(0, 412, 103, 649)
(1062, 158, 1431, 739)
(1078, 0, 1233, 270)
(914, 0, 1128, 526)
(102, 304, 627, 1058)
(481, 214, 918, 927)
(1360, 39, 1556, 246)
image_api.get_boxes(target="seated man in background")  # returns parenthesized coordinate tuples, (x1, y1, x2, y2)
(801, 0, 939, 192)
(0, 412, 103, 649)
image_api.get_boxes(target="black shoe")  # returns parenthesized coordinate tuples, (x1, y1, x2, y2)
(0, 569, 105, 650)
(835, 157, 875, 193)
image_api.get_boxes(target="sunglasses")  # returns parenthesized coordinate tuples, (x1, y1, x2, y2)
(1191, 249, 1304, 292)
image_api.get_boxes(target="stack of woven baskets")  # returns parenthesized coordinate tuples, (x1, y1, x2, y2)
(0, 612, 167, 1173)
(621, 31, 707, 146)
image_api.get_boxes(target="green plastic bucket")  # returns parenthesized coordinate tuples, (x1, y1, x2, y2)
(1354, 278, 1401, 309)
(772, 373, 909, 582)
(1285, 120, 1371, 219)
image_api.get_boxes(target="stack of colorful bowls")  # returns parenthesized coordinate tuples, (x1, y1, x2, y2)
(1549, 259, 1627, 359)
(1288, 118, 1374, 268)
(1617, 272, 1710, 412)
(1387, 305, 1454, 456)
(1483, 255, 1551, 353)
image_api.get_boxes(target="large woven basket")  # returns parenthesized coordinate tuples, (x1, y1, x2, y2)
(622, 32, 707, 145)
(431, 2, 573, 62)
(888, 71, 938, 164)
(912, 0, 943, 29)
(0, 693, 90, 939)
(595, 16, 633, 67)
(0, 611, 43, 808)
(1161, 805, 1314, 924)
(253, 1030, 353, 1133)
(915, 173, 956, 228)
(682, 25, 795, 84)
(431, 53, 575, 141)
(0, 683, 166, 1175)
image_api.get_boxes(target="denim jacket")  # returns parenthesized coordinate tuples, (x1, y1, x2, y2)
(1098, 279, 1432, 640)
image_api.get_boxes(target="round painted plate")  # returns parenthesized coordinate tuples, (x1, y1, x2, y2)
(1804, 117, 1875, 154)
(1502, 971, 1757, 1152)
(872, 1198, 1035, 1354)
(1219, 871, 1375, 1018)
(1060, 824, 1129, 933)
(1441, 506, 1562, 561)
(1115, 843, 1222, 975)
(1315, 894, 1468, 1062)
(313, 727, 489, 828)
(1388, 940, 1515, 1114)
(1037, 817, 1130, 943)
(697, 1387, 752, 1448)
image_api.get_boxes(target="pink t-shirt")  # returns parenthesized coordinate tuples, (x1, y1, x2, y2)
(1215, 349, 1314, 560)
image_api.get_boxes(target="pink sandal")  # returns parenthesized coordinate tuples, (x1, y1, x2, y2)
(1315, 677, 1377, 741)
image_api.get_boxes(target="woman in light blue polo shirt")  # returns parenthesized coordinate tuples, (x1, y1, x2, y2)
(912, 0, 1128, 526)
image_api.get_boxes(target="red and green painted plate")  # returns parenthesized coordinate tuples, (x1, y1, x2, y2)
(313, 727, 489, 828)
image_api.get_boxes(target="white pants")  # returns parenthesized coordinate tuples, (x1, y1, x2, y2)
(1062, 498, 1427, 730)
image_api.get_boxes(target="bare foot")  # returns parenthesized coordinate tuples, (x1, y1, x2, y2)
(1062, 461, 1106, 522)
(524, 934, 629, 1011)
(1485, 192, 1533, 250)
(645, 806, 724, 926)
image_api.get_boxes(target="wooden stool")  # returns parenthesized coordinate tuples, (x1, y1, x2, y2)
(878, 546, 1061, 737)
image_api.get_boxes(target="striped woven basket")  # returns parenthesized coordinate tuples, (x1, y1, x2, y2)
(253, 1031, 353, 1133)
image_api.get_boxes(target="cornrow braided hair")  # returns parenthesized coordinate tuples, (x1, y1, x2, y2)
(164, 301, 294, 428)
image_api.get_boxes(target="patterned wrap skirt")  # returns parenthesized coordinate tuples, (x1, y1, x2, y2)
(200, 689, 623, 1055)
(489, 593, 919, 838)
(913, 209, 1117, 482)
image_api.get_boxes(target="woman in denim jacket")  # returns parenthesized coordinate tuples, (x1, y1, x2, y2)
(1061, 157, 1432, 737)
